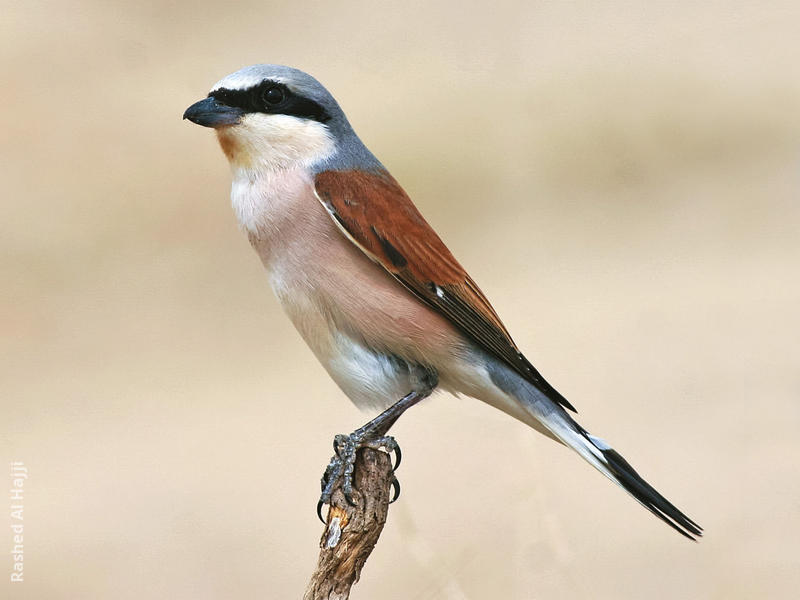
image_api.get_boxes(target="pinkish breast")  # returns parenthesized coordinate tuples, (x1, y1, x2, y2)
(243, 169, 464, 370)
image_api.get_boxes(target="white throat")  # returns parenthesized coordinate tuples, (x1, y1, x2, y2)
(216, 113, 335, 234)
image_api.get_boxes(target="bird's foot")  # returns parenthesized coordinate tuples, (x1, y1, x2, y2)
(315, 387, 434, 523)
(317, 432, 401, 523)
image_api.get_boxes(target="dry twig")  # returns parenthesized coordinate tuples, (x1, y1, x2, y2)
(304, 447, 394, 600)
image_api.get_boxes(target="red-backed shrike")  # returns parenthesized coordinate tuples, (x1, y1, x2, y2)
(184, 64, 701, 540)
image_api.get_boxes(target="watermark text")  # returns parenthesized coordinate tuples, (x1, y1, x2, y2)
(10, 461, 26, 583)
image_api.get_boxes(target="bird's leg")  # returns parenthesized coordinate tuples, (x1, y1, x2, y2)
(318, 382, 434, 522)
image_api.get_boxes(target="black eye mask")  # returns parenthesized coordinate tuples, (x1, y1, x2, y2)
(209, 80, 331, 123)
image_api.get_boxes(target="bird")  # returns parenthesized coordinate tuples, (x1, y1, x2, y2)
(183, 64, 701, 540)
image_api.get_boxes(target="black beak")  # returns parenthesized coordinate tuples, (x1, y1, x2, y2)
(183, 97, 244, 128)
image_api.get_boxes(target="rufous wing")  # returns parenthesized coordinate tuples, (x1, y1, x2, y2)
(314, 169, 576, 412)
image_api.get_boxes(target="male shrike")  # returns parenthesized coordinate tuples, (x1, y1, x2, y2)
(183, 64, 701, 540)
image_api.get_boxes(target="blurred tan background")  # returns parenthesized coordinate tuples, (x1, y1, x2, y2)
(2, 1, 799, 598)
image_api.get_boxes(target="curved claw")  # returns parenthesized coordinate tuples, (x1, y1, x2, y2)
(317, 500, 327, 524)
(391, 444, 402, 472)
(344, 489, 357, 506)
(389, 476, 401, 503)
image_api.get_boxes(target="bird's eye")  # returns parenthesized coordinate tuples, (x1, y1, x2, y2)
(263, 86, 285, 106)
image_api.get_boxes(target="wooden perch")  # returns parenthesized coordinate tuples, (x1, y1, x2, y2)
(304, 447, 394, 600)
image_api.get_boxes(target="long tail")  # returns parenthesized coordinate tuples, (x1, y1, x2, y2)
(565, 425, 702, 540)
(485, 358, 702, 540)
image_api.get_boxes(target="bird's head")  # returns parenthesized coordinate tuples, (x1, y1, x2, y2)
(184, 64, 365, 173)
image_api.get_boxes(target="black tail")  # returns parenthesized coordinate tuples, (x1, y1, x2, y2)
(592, 440, 703, 540)
(486, 356, 702, 540)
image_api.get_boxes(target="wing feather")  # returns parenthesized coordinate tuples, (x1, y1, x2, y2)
(314, 168, 576, 412)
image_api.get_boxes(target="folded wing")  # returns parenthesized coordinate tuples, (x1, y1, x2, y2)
(314, 168, 576, 412)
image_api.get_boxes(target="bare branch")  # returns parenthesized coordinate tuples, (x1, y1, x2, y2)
(305, 448, 394, 600)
